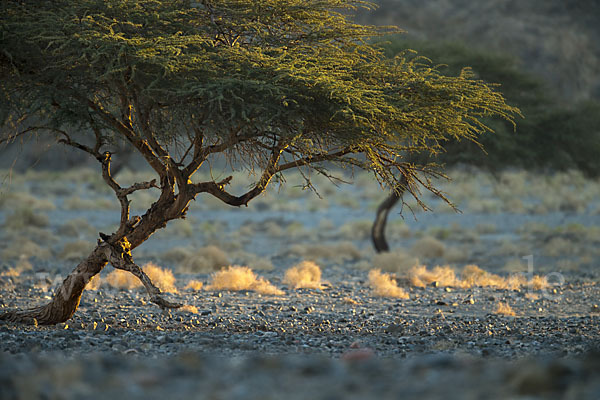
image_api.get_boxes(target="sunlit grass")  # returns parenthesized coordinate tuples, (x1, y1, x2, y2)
(205, 266, 283, 295)
(283, 261, 324, 289)
(100, 263, 178, 293)
(368, 269, 409, 299)
(494, 302, 516, 316)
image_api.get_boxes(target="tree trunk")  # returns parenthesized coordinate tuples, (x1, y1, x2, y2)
(0, 193, 185, 325)
(0, 245, 109, 325)
(371, 175, 408, 253)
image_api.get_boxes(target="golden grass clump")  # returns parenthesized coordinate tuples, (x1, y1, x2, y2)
(176, 245, 230, 273)
(180, 305, 199, 314)
(495, 302, 516, 316)
(283, 261, 323, 289)
(102, 263, 178, 293)
(406, 264, 550, 291)
(368, 269, 410, 299)
(411, 236, 446, 259)
(103, 270, 138, 290)
(86, 274, 101, 290)
(372, 249, 419, 273)
(408, 265, 459, 288)
(184, 280, 204, 291)
(205, 266, 283, 295)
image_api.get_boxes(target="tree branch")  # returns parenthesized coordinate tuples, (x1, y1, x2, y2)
(99, 151, 158, 236)
(191, 147, 354, 206)
(104, 238, 181, 310)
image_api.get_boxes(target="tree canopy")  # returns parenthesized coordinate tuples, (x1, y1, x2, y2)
(1, 0, 517, 202)
(0, 0, 518, 324)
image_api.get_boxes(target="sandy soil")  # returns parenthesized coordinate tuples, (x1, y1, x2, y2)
(1, 167, 599, 399)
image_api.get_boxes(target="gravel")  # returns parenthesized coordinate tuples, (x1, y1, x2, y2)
(1, 268, 599, 399)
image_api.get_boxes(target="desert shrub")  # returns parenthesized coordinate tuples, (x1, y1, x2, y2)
(3, 208, 49, 230)
(283, 261, 323, 289)
(368, 269, 410, 299)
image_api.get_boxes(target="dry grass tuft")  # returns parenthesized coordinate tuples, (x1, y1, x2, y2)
(86, 274, 101, 290)
(205, 266, 283, 295)
(102, 263, 178, 293)
(406, 264, 550, 290)
(408, 265, 459, 288)
(144, 263, 178, 293)
(177, 245, 230, 273)
(368, 269, 410, 299)
(184, 280, 204, 291)
(102, 269, 138, 290)
(283, 261, 323, 289)
(495, 302, 516, 316)
(180, 305, 199, 314)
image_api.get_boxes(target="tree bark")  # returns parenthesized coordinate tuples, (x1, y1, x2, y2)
(371, 175, 408, 253)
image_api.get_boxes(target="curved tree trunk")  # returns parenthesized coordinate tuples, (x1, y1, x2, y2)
(0, 192, 186, 325)
(0, 245, 109, 325)
(371, 175, 408, 253)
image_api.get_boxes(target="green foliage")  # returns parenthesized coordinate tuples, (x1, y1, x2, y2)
(379, 37, 600, 176)
(0, 1, 517, 203)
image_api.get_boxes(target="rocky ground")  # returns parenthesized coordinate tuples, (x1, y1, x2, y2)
(1, 167, 600, 399)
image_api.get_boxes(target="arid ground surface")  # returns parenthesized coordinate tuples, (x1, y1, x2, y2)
(1, 168, 599, 399)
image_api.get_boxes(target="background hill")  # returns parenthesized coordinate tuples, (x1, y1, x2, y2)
(355, 0, 600, 102)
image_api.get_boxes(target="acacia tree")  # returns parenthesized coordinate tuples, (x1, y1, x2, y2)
(0, 0, 517, 325)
